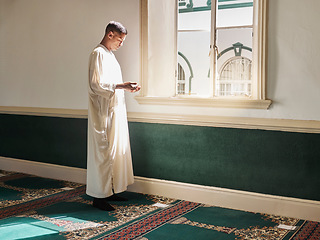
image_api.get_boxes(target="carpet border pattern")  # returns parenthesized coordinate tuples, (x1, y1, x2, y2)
(97, 201, 201, 240)
(0, 185, 86, 219)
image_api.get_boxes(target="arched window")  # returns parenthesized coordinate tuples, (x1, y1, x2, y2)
(217, 57, 252, 96)
(177, 51, 194, 95)
(177, 63, 186, 94)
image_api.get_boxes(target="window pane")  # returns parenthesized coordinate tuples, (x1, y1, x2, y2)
(218, 57, 252, 96)
(215, 0, 253, 97)
(177, 0, 211, 96)
(216, 0, 253, 28)
(177, 0, 254, 97)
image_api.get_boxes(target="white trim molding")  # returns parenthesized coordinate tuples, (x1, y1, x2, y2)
(128, 112, 320, 134)
(134, 96, 272, 109)
(1, 157, 319, 222)
(128, 176, 320, 222)
(1, 106, 320, 133)
(0, 157, 87, 184)
(0, 106, 87, 118)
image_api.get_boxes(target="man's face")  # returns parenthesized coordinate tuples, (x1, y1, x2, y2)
(108, 31, 126, 51)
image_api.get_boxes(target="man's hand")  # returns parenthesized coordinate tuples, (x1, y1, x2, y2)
(116, 82, 141, 93)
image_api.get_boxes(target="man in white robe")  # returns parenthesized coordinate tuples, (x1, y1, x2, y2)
(87, 21, 140, 211)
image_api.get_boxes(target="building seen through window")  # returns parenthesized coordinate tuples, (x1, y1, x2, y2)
(177, 0, 253, 97)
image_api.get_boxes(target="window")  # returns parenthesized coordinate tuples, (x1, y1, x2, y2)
(177, 51, 194, 95)
(218, 56, 252, 96)
(137, 0, 271, 109)
(177, 63, 186, 94)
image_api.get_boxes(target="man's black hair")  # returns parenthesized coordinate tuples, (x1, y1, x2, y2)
(105, 21, 127, 35)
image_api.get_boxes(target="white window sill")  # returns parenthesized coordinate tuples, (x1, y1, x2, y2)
(135, 96, 272, 109)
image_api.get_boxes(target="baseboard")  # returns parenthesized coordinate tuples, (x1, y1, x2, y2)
(128, 176, 320, 222)
(0, 157, 87, 184)
(1, 156, 319, 222)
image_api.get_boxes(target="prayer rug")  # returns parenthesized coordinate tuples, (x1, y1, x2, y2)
(0, 170, 319, 240)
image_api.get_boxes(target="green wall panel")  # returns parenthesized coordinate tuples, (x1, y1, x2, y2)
(128, 122, 320, 201)
(0, 114, 87, 168)
(0, 114, 319, 201)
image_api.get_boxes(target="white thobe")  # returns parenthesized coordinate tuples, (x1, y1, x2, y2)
(86, 44, 134, 198)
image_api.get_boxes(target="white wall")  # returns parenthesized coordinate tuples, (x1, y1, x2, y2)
(266, 0, 320, 121)
(0, 0, 140, 110)
(1, 0, 320, 121)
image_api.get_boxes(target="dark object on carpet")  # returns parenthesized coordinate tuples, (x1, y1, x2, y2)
(105, 194, 128, 202)
(93, 198, 115, 211)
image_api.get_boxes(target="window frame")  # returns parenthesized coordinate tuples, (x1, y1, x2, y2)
(136, 0, 271, 109)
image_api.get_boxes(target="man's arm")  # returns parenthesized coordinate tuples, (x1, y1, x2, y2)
(116, 82, 141, 93)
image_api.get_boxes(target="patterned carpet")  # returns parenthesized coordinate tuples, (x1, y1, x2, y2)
(0, 170, 319, 240)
